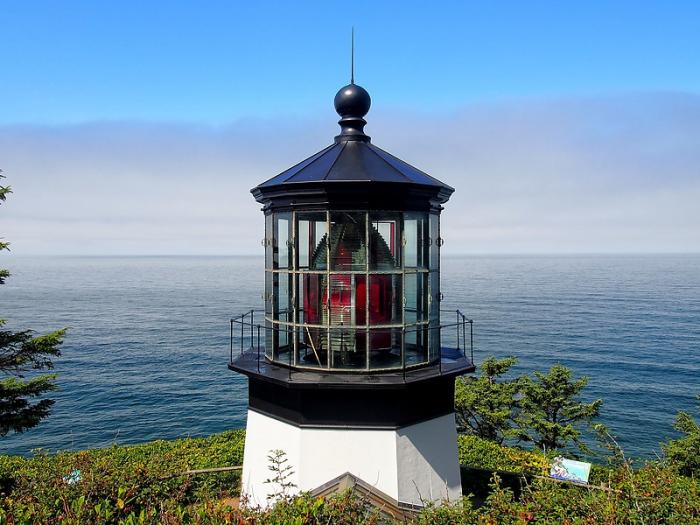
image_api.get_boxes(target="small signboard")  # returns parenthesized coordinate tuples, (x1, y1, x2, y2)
(549, 456, 591, 484)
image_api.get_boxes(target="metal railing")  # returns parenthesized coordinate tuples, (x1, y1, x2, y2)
(229, 309, 474, 377)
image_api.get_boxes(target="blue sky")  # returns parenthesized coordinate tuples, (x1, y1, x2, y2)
(1, 1, 699, 254)
(3, 1, 699, 123)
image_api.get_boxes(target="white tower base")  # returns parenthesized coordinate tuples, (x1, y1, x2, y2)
(241, 409, 462, 509)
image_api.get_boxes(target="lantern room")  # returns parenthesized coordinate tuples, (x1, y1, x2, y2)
(262, 209, 440, 371)
(251, 83, 454, 373)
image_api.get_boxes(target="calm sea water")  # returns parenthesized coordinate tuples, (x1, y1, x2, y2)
(1, 255, 699, 458)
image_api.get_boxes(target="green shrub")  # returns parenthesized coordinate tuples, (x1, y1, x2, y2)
(663, 395, 700, 477)
(2, 429, 700, 524)
(458, 434, 549, 475)
(421, 463, 700, 525)
(0, 429, 244, 524)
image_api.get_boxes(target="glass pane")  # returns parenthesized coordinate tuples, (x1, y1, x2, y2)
(405, 273, 416, 325)
(354, 275, 367, 326)
(274, 212, 292, 270)
(429, 271, 440, 322)
(272, 272, 290, 360)
(265, 319, 273, 360)
(326, 274, 355, 327)
(429, 213, 439, 270)
(298, 217, 309, 269)
(264, 271, 273, 317)
(368, 274, 402, 325)
(274, 272, 292, 323)
(276, 325, 293, 363)
(369, 328, 402, 369)
(405, 325, 428, 366)
(404, 212, 428, 269)
(330, 212, 367, 272)
(265, 270, 273, 360)
(404, 272, 428, 324)
(428, 269, 441, 363)
(298, 212, 327, 270)
(265, 214, 273, 269)
(369, 213, 401, 269)
(297, 325, 327, 368)
(301, 273, 323, 325)
(428, 319, 440, 363)
(329, 327, 366, 370)
(296, 272, 304, 324)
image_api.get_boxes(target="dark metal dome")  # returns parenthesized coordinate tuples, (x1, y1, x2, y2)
(334, 83, 371, 118)
(334, 83, 372, 142)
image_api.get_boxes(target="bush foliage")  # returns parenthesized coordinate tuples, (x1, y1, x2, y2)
(455, 357, 604, 455)
(663, 394, 700, 478)
(0, 430, 245, 524)
(454, 356, 521, 445)
(457, 434, 549, 475)
(1, 429, 699, 524)
(420, 462, 700, 525)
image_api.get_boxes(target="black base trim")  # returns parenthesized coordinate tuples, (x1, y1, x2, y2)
(248, 374, 456, 428)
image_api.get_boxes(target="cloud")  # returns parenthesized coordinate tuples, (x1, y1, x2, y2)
(1, 92, 699, 255)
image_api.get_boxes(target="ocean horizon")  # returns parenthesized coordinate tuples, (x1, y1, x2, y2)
(1, 253, 699, 458)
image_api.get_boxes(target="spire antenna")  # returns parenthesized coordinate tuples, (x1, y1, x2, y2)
(351, 27, 355, 84)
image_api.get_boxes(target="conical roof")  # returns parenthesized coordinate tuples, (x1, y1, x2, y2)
(251, 83, 454, 211)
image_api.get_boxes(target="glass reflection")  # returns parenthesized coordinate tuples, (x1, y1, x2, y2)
(265, 209, 441, 371)
(370, 213, 401, 269)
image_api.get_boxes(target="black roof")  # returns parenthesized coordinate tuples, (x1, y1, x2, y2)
(251, 82, 454, 211)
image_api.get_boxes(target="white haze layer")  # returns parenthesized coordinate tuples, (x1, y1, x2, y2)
(1, 93, 699, 255)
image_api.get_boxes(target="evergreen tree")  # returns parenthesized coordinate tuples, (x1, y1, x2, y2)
(516, 364, 602, 453)
(663, 394, 700, 477)
(0, 172, 65, 437)
(454, 356, 521, 444)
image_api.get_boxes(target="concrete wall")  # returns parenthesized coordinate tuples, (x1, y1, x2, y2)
(241, 410, 462, 508)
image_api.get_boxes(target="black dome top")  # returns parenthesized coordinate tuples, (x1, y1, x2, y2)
(334, 83, 371, 118)
(333, 82, 372, 142)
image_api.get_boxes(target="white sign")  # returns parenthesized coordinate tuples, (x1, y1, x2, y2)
(549, 456, 591, 484)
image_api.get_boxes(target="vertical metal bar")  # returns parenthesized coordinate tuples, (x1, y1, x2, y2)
(250, 310, 254, 349)
(401, 213, 406, 381)
(365, 210, 370, 372)
(272, 214, 276, 363)
(288, 326, 292, 381)
(257, 325, 261, 373)
(402, 326, 406, 382)
(230, 319, 233, 363)
(340, 321, 345, 368)
(240, 313, 244, 356)
(292, 210, 298, 368)
(437, 213, 442, 364)
(439, 323, 442, 374)
(469, 319, 473, 363)
(326, 210, 331, 371)
(456, 311, 461, 351)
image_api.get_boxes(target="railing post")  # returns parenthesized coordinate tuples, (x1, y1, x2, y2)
(240, 315, 244, 356)
(250, 310, 254, 350)
(402, 326, 406, 383)
(438, 323, 442, 375)
(469, 319, 473, 363)
(456, 310, 461, 351)
(288, 326, 292, 382)
(230, 319, 233, 363)
(257, 325, 261, 373)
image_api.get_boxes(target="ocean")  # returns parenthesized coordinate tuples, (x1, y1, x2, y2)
(1, 255, 699, 458)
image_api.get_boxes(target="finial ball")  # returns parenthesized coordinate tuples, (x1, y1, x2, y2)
(334, 83, 371, 119)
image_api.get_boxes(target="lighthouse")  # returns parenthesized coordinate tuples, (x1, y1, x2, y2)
(229, 79, 475, 510)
